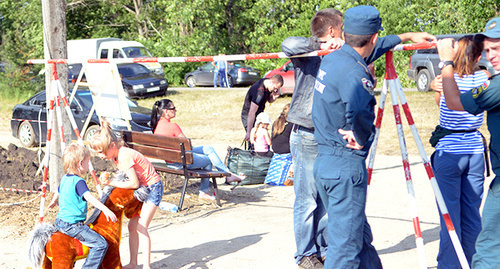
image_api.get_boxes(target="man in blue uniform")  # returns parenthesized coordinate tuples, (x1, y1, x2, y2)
(437, 17, 500, 268)
(312, 5, 436, 268)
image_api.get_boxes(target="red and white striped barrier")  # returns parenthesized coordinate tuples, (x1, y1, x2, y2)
(1, 187, 41, 194)
(27, 50, 332, 65)
(393, 42, 437, 51)
(52, 66, 103, 197)
(0, 193, 42, 207)
(38, 64, 103, 223)
(367, 51, 470, 269)
(26, 42, 436, 65)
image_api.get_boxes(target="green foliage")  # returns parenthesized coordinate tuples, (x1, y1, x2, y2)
(1, 0, 499, 94)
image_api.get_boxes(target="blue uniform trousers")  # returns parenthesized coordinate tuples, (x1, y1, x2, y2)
(472, 175, 500, 268)
(431, 151, 484, 269)
(314, 152, 381, 269)
(290, 126, 328, 262)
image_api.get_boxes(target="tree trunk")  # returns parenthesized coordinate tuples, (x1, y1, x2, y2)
(41, 0, 70, 192)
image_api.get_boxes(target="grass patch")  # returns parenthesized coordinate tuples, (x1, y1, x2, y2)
(137, 88, 293, 145)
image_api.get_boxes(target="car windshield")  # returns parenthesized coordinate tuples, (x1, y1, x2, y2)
(69, 64, 83, 76)
(75, 90, 94, 109)
(123, 47, 151, 58)
(118, 64, 151, 77)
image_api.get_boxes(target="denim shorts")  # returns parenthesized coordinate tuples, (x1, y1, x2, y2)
(145, 180, 164, 206)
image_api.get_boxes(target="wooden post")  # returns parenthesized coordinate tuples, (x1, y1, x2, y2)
(41, 0, 70, 192)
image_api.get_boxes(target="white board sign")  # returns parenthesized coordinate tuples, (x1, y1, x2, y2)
(84, 62, 132, 120)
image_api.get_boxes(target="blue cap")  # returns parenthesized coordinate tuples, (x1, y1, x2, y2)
(344, 5, 384, 35)
(475, 17, 500, 41)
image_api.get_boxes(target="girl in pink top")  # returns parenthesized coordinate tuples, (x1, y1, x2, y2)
(151, 99, 244, 200)
(91, 119, 162, 269)
(250, 112, 273, 157)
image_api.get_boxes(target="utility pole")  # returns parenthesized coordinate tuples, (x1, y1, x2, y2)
(41, 0, 70, 191)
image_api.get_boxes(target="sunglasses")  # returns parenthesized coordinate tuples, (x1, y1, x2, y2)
(166, 107, 176, 110)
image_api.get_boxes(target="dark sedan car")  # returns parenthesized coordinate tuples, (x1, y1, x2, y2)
(117, 63, 168, 98)
(184, 61, 261, 87)
(11, 89, 152, 147)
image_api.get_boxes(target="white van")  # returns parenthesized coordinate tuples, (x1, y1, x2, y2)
(67, 38, 164, 75)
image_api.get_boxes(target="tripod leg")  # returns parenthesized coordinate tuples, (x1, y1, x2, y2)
(385, 51, 469, 269)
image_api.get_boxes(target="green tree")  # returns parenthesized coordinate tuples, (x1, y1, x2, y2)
(1, 0, 500, 93)
(0, 0, 44, 100)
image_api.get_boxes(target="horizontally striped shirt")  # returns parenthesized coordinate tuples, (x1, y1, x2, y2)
(436, 70, 487, 154)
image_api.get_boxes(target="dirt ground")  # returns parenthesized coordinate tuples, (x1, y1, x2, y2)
(2, 126, 485, 269)
(0, 141, 261, 238)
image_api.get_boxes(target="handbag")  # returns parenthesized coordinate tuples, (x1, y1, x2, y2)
(225, 141, 272, 186)
(264, 153, 294, 186)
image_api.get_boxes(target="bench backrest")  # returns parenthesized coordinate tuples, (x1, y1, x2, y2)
(121, 130, 194, 164)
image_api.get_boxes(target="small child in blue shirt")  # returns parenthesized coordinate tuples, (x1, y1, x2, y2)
(48, 143, 117, 269)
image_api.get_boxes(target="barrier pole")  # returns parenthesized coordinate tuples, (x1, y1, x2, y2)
(367, 79, 388, 188)
(39, 90, 55, 223)
(51, 64, 66, 155)
(384, 51, 469, 269)
(54, 78, 103, 197)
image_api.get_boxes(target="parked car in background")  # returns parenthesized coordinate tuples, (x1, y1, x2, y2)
(68, 63, 84, 87)
(184, 61, 261, 87)
(67, 63, 168, 98)
(407, 34, 497, 92)
(117, 63, 168, 98)
(264, 60, 295, 95)
(11, 89, 151, 147)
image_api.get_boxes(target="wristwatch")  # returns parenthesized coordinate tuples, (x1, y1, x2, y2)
(438, 61, 455, 69)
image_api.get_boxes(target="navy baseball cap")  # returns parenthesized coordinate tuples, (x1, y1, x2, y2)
(344, 5, 384, 35)
(475, 17, 500, 41)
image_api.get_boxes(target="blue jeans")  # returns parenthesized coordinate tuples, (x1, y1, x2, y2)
(431, 151, 484, 268)
(472, 175, 500, 268)
(145, 180, 164, 206)
(168, 146, 230, 194)
(218, 68, 227, 87)
(289, 126, 328, 263)
(213, 70, 218, 87)
(54, 218, 108, 269)
(314, 152, 381, 269)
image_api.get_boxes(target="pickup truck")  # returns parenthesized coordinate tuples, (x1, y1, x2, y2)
(406, 34, 496, 92)
(67, 38, 164, 75)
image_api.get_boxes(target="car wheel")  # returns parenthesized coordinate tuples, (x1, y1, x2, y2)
(18, 121, 37, 147)
(186, 76, 196, 88)
(83, 125, 100, 143)
(416, 69, 431, 92)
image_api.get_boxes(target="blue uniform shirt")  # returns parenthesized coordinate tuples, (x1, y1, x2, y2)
(460, 74, 500, 175)
(312, 35, 401, 159)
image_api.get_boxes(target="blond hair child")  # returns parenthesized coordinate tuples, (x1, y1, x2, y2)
(48, 143, 117, 269)
(91, 119, 163, 269)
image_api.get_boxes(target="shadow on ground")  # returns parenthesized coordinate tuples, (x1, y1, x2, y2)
(150, 233, 265, 269)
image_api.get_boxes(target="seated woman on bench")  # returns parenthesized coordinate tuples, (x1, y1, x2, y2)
(151, 99, 244, 201)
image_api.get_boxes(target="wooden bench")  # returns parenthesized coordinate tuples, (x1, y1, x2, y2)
(121, 130, 230, 210)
